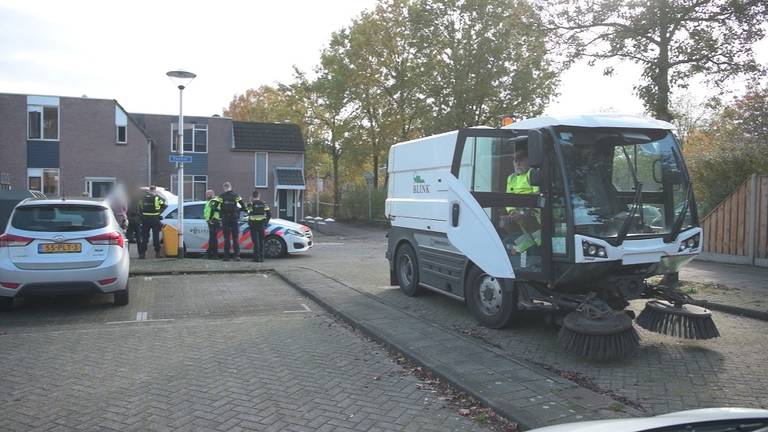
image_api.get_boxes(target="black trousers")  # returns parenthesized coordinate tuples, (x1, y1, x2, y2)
(139, 216, 161, 255)
(207, 221, 220, 257)
(222, 216, 240, 258)
(249, 221, 266, 260)
(126, 218, 141, 244)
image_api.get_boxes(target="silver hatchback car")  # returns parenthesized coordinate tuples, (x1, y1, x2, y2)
(0, 198, 130, 310)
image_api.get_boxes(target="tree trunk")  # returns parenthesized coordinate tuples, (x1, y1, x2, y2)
(655, 1, 673, 122)
(372, 152, 379, 190)
(332, 152, 340, 218)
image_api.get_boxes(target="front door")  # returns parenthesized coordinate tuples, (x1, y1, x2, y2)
(450, 129, 552, 281)
(278, 189, 288, 220)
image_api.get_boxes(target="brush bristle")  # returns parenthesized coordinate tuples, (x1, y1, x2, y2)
(558, 325, 640, 360)
(637, 302, 720, 340)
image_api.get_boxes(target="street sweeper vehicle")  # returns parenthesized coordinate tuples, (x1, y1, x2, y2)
(385, 114, 719, 360)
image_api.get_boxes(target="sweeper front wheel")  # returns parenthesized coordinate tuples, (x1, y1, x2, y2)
(466, 266, 519, 329)
(558, 311, 640, 360)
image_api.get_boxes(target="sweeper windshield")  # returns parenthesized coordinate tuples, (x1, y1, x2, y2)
(557, 127, 694, 241)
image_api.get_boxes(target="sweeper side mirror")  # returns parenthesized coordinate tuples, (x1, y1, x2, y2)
(527, 130, 543, 168)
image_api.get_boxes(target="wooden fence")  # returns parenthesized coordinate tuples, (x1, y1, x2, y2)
(699, 174, 768, 267)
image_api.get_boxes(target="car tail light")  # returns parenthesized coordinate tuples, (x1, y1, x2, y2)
(97, 278, 117, 286)
(0, 233, 33, 247)
(86, 232, 124, 248)
(0, 282, 20, 289)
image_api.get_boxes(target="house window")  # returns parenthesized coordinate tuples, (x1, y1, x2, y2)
(255, 152, 268, 187)
(115, 106, 128, 144)
(170, 175, 207, 201)
(86, 177, 116, 198)
(27, 98, 59, 140)
(28, 168, 59, 196)
(171, 123, 207, 153)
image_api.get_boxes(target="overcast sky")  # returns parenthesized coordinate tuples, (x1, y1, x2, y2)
(1, 0, 765, 119)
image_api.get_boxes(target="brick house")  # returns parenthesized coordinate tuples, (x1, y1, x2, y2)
(0, 92, 307, 221)
(131, 114, 307, 222)
(0, 93, 151, 197)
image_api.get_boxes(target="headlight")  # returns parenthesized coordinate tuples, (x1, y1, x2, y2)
(678, 233, 700, 252)
(582, 240, 607, 259)
(285, 229, 303, 237)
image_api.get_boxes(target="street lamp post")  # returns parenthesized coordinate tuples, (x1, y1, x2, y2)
(166, 70, 196, 258)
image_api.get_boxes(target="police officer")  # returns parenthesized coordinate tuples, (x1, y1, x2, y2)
(203, 189, 221, 259)
(218, 181, 247, 262)
(246, 190, 271, 262)
(138, 185, 167, 259)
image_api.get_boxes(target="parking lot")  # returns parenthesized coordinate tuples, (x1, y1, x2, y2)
(2, 223, 767, 430)
(0, 273, 488, 432)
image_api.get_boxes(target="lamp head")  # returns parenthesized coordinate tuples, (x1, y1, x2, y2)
(166, 70, 196, 90)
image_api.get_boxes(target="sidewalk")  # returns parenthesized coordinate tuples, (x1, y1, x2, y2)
(680, 260, 768, 319)
(276, 267, 643, 429)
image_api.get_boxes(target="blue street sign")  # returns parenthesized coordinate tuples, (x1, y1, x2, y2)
(169, 155, 193, 164)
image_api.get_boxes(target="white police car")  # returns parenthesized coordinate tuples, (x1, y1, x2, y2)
(160, 201, 313, 258)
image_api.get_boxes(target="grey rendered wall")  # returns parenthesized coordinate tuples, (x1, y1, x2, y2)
(0, 94, 29, 191)
(137, 114, 229, 191)
(265, 152, 304, 209)
(59, 97, 148, 196)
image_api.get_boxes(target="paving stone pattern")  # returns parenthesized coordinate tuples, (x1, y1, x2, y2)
(0, 275, 488, 432)
(279, 268, 639, 428)
(128, 225, 768, 417)
(287, 227, 768, 416)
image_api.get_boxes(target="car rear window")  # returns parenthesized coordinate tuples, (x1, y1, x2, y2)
(11, 205, 109, 232)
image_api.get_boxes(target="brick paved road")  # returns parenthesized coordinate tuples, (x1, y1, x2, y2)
(0, 274, 489, 432)
(286, 225, 768, 415)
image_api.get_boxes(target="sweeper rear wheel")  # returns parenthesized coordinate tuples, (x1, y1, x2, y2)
(636, 300, 720, 340)
(558, 311, 640, 360)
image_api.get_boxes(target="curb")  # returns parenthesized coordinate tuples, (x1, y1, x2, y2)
(689, 299, 768, 322)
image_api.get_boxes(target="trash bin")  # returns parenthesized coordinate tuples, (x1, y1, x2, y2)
(162, 224, 179, 257)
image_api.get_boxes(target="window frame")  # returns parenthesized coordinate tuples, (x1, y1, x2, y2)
(27, 168, 60, 196)
(255, 152, 269, 188)
(170, 123, 208, 154)
(27, 104, 60, 141)
(170, 174, 208, 201)
(450, 128, 554, 281)
(115, 105, 128, 144)
(85, 177, 117, 198)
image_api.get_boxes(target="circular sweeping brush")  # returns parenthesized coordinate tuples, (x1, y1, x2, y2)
(636, 300, 720, 340)
(558, 311, 640, 360)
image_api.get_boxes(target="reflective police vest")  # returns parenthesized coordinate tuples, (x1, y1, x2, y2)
(140, 194, 164, 217)
(247, 200, 270, 222)
(204, 198, 221, 222)
(219, 191, 242, 218)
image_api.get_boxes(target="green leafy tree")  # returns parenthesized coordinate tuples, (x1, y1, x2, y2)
(332, 1, 431, 189)
(417, 0, 559, 133)
(686, 85, 768, 214)
(545, 0, 767, 121)
(292, 64, 360, 217)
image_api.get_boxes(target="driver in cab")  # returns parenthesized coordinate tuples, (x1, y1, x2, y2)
(503, 147, 541, 259)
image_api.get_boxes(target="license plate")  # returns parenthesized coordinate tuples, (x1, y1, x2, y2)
(39, 243, 82, 253)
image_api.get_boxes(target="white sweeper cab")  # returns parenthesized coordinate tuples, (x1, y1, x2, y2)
(385, 114, 718, 360)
